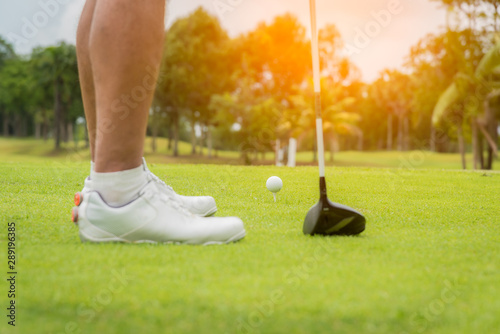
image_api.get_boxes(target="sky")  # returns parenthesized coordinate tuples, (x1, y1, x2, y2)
(0, 0, 448, 82)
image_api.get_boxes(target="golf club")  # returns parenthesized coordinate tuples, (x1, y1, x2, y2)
(303, 0, 366, 236)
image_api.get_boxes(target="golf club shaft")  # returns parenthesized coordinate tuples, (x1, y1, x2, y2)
(309, 0, 326, 179)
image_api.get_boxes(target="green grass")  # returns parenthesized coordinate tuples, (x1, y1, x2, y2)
(1, 137, 498, 170)
(0, 139, 499, 334)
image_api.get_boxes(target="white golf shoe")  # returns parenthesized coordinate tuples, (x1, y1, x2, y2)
(71, 180, 245, 245)
(81, 159, 217, 217)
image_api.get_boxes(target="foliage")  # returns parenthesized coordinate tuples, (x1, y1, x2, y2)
(238, 13, 311, 100)
(155, 8, 235, 155)
(0, 2, 499, 170)
(30, 42, 81, 148)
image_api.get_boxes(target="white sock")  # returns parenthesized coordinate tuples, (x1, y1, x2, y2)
(90, 161, 95, 174)
(90, 163, 148, 206)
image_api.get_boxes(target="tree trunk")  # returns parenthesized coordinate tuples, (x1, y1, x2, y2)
(430, 125, 436, 152)
(2, 113, 9, 137)
(275, 139, 280, 166)
(60, 121, 67, 144)
(21, 115, 28, 137)
(478, 131, 484, 170)
(403, 116, 410, 151)
(486, 141, 494, 170)
(387, 113, 393, 150)
(54, 78, 62, 149)
(457, 121, 467, 170)
(61, 111, 68, 143)
(167, 123, 172, 151)
(198, 127, 204, 156)
(377, 138, 384, 150)
(329, 136, 335, 162)
(35, 122, 41, 139)
(486, 132, 496, 170)
(151, 119, 158, 153)
(67, 122, 74, 143)
(207, 126, 213, 158)
(358, 131, 363, 151)
(243, 151, 251, 165)
(43, 122, 48, 140)
(42, 110, 49, 141)
(13, 113, 21, 137)
(397, 112, 404, 151)
(190, 119, 196, 155)
(484, 95, 499, 170)
(84, 123, 89, 149)
(472, 118, 479, 170)
(173, 112, 179, 157)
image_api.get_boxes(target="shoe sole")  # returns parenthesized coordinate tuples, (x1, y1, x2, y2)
(79, 229, 245, 246)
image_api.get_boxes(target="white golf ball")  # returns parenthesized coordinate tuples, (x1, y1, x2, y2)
(266, 176, 283, 193)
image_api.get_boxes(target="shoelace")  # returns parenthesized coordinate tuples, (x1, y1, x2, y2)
(148, 171, 173, 191)
(146, 170, 193, 216)
(160, 192, 192, 216)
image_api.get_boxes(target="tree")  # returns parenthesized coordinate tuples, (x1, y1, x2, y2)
(370, 70, 413, 151)
(405, 33, 459, 152)
(237, 13, 311, 159)
(0, 36, 15, 67)
(405, 24, 486, 168)
(0, 37, 17, 136)
(209, 83, 282, 164)
(318, 24, 360, 85)
(31, 42, 81, 149)
(433, 36, 500, 169)
(0, 57, 34, 137)
(431, 0, 500, 33)
(239, 14, 311, 101)
(155, 7, 235, 157)
(417, 1, 497, 169)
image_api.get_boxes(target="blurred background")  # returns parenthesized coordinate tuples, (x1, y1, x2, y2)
(0, 0, 499, 170)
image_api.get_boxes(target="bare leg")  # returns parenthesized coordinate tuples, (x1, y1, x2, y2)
(88, 0, 165, 172)
(71, 0, 245, 245)
(76, 0, 97, 161)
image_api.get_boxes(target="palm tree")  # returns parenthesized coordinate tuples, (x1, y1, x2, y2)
(323, 99, 362, 162)
(371, 70, 413, 151)
(296, 94, 362, 163)
(433, 36, 500, 169)
(31, 42, 78, 149)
